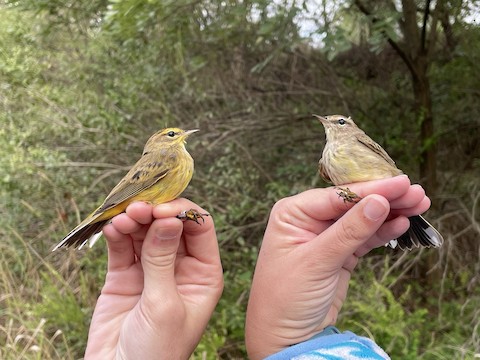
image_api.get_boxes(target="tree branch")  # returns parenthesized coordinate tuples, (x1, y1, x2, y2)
(440, 10, 456, 52)
(426, 0, 443, 60)
(401, 0, 421, 56)
(421, 0, 431, 52)
(353, 0, 418, 80)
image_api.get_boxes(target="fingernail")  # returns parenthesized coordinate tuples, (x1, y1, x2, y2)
(363, 198, 388, 221)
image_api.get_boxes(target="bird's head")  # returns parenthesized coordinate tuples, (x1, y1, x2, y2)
(313, 114, 358, 140)
(143, 128, 199, 154)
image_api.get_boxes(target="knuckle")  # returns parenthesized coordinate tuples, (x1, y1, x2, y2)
(271, 197, 289, 213)
(270, 197, 293, 221)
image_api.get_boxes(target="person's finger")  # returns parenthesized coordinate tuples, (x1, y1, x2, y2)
(340, 175, 412, 201)
(354, 216, 411, 257)
(110, 203, 155, 259)
(132, 226, 149, 258)
(125, 201, 154, 225)
(293, 176, 411, 223)
(103, 222, 135, 271)
(153, 199, 220, 266)
(389, 184, 425, 209)
(304, 194, 391, 268)
(390, 196, 431, 217)
(140, 217, 184, 301)
(111, 213, 143, 235)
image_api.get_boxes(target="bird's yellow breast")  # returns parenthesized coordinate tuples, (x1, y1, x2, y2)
(323, 144, 402, 185)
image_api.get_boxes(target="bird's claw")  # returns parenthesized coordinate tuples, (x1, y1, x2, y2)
(176, 208, 210, 224)
(335, 187, 362, 203)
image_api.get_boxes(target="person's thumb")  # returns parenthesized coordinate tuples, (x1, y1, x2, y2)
(314, 194, 390, 268)
(141, 217, 183, 299)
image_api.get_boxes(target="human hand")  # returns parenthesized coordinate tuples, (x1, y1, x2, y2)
(245, 175, 430, 359)
(84, 199, 223, 360)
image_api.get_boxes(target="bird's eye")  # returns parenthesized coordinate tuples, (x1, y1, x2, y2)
(167, 131, 176, 137)
(338, 118, 346, 125)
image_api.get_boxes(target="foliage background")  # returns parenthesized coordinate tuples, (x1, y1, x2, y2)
(1, 0, 479, 358)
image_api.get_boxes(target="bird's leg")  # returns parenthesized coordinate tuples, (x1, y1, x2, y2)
(176, 208, 210, 224)
(335, 187, 362, 203)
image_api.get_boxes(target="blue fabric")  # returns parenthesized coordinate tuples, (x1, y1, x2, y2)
(265, 327, 390, 360)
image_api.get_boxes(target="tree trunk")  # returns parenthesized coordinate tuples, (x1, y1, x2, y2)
(412, 63, 437, 196)
(410, 55, 441, 287)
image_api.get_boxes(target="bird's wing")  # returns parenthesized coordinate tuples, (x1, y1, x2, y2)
(356, 133, 397, 168)
(93, 153, 172, 215)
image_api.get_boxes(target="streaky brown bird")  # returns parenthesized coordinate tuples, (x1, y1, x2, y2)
(316, 114, 443, 250)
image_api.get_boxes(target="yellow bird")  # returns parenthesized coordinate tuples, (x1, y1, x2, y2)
(54, 127, 203, 250)
(316, 114, 443, 251)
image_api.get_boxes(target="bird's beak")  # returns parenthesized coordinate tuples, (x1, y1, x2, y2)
(313, 114, 327, 123)
(184, 129, 200, 136)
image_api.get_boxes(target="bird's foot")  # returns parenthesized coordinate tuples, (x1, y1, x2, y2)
(176, 209, 210, 224)
(335, 187, 362, 203)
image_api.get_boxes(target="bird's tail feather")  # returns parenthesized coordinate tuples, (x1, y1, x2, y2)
(389, 215, 443, 251)
(53, 219, 109, 251)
